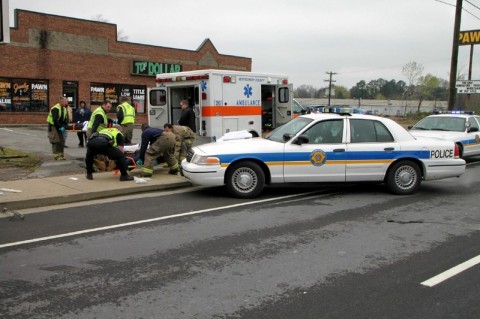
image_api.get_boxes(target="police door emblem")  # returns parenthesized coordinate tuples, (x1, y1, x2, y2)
(310, 149, 327, 166)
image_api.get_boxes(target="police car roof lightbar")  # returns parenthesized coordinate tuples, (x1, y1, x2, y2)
(433, 110, 475, 115)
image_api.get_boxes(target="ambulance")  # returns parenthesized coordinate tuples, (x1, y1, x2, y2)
(147, 69, 294, 141)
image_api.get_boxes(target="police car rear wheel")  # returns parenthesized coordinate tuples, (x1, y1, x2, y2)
(226, 161, 265, 198)
(386, 160, 421, 195)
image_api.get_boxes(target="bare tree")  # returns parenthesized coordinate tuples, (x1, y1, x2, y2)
(402, 61, 424, 86)
(92, 14, 129, 41)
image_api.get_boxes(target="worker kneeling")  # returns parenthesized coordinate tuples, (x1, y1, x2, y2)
(141, 131, 178, 177)
(85, 127, 134, 181)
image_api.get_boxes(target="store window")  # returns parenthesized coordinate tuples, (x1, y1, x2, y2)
(90, 83, 146, 113)
(0, 78, 48, 112)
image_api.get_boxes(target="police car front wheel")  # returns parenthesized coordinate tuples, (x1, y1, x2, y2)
(385, 160, 421, 195)
(226, 161, 265, 198)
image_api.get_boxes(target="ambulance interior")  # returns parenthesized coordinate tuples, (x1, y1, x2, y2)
(168, 86, 199, 125)
(261, 85, 277, 132)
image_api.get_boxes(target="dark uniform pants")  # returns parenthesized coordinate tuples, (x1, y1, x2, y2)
(86, 136, 128, 175)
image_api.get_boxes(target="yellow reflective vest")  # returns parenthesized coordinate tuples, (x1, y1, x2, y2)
(46, 103, 67, 125)
(88, 106, 108, 132)
(98, 128, 122, 148)
(118, 102, 135, 125)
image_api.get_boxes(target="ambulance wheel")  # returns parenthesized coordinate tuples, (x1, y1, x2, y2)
(248, 130, 260, 137)
(385, 160, 421, 195)
(226, 161, 265, 198)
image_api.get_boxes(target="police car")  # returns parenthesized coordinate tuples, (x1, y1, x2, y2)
(409, 111, 480, 158)
(182, 111, 466, 198)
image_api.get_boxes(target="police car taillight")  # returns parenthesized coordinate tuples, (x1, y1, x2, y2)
(454, 143, 460, 158)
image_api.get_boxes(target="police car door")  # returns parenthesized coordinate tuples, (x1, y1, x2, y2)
(464, 115, 480, 156)
(283, 119, 346, 182)
(147, 87, 168, 129)
(345, 118, 397, 181)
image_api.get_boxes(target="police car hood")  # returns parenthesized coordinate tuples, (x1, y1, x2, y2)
(194, 137, 280, 155)
(409, 130, 464, 141)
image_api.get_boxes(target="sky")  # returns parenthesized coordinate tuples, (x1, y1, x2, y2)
(7, 0, 480, 89)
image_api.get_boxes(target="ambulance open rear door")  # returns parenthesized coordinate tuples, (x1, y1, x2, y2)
(275, 84, 293, 127)
(147, 87, 169, 129)
(192, 84, 202, 136)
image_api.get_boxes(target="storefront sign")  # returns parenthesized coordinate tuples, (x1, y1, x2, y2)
(0, 78, 48, 112)
(132, 61, 182, 76)
(459, 29, 480, 46)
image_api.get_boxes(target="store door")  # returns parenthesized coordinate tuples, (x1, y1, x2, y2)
(62, 81, 78, 110)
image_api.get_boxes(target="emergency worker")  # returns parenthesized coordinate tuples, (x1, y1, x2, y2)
(178, 99, 196, 133)
(46, 96, 69, 160)
(85, 127, 134, 181)
(163, 123, 196, 162)
(117, 96, 136, 144)
(87, 100, 113, 139)
(137, 123, 178, 176)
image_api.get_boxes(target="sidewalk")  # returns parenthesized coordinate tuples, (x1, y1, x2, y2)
(0, 126, 192, 211)
(0, 167, 191, 210)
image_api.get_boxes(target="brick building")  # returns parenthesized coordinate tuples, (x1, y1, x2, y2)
(0, 10, 251, 124)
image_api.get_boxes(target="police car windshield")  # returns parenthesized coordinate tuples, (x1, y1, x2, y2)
(267, 117, 313, 143)
(412, 116, 466, 132)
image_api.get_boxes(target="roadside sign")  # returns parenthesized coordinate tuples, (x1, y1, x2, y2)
(456, 80, 480, 94)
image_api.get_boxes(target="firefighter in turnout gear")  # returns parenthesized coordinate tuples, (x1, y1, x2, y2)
(46, 96, 69, 160)
(163, 123, 196, 162)
(87, 100, 113, 139)
(117, 96, 136, 144)
(85, 127, 134, 181)
(138, 124, 178, 177)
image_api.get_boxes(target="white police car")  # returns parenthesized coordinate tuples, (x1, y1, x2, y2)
(409, 111, 480, 158)
(182, 112, 466, 198)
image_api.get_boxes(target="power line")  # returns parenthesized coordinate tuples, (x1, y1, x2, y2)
(434, 0, 480, 20)
(465, 0, 480, 11)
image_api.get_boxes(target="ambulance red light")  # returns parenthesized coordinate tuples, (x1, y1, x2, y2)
(223, 76, 231, 83)
(202, 92, 207, 100)
(282, 79, 288, 85)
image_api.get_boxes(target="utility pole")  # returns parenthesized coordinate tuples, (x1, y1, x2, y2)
(448, 0, 462, 110)
(324, 71, 337, 106)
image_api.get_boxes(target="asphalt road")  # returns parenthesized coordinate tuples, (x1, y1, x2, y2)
(1, 158, 480, 318)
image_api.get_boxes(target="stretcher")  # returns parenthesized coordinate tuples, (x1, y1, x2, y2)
(65, 121, 88, 132)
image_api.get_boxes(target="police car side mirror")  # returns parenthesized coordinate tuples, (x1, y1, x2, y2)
(407, 125, 413, 130)
(283, 133, 293, 142)
(468, 127, 479, 133)
(293, 135, 309, 145)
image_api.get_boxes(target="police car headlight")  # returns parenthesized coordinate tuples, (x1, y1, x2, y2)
(191, 154, 220, 165)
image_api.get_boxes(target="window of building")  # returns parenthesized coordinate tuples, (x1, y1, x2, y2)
(90, 83, 146, 113)
(0, 78, 49, 112)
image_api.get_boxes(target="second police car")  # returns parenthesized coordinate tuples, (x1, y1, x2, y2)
(182, 110, 466, 198)
(409, 111, 480, 158)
